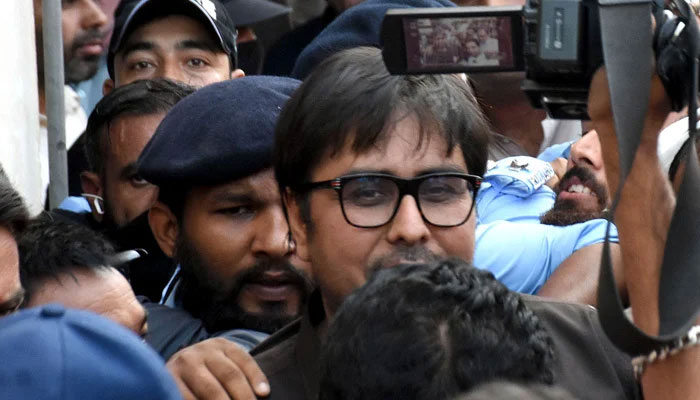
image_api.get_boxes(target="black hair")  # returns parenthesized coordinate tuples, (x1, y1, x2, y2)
(455, 381, 575, 400)
(83, 78, 195, 175)
(274, 47, 490, 208)
(319, 258, 555, 400)
(0, 166, 29, 235)
(18, 217, 117, 304)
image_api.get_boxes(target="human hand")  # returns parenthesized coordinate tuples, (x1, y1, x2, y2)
(166, 338, 270, 400)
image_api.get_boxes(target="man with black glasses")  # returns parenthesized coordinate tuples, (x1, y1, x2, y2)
(251, 47, 638, 400)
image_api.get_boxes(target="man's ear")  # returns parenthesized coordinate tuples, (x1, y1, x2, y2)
(80, 171, 104, 222)
(148, 201, 179, 258)
(284, 189, 310, 262)
(103, 78, 115, 95)
(230, 68, 245, 80)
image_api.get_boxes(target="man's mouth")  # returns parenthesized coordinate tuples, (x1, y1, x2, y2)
(558, 176, 598, 201)
(77, 40, 104, 57)
(242, 271, 302, 302)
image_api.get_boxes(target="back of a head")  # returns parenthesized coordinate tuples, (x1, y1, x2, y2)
(18, 217, 116, 304)
(319, 259, 555, 400)
(455, 381, 576, 400)
(0, 305, 182, 400)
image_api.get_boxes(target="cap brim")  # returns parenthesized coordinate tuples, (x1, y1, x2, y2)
(222, 0, 291, 26)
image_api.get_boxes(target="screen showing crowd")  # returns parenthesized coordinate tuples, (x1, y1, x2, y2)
(403, 16, 515, 71)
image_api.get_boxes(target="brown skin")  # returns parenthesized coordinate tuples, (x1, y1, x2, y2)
(588, 65, 700, 399)
(0, 227, 23, 317)
(80, 113, 163, 227)
(167, 338, 270, 400)
(150, 168, 308, 399)
(149, 168, 309, 318)
(25, 267, 148, 337)
(538, 129, 628, 306)
(103, 15, 244, 93)
(34, 0, 108, 113)
(286, 116, 476, 318)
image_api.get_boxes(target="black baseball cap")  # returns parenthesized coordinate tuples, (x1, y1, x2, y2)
(108, 0, 238, 79)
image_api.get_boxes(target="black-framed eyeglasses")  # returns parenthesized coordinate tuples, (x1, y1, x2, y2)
(297, 172, 482, 228)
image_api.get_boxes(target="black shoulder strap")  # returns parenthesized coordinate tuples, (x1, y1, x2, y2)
(596, 0, 700, 355)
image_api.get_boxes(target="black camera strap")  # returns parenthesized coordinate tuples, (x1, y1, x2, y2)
(596, 0, 700, 355)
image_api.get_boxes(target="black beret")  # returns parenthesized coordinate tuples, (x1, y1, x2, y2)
(291, 0, 457, 80)
(138, 76, 300, 187)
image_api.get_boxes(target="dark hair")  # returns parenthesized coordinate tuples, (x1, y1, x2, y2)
(274, 46, 490, 197)
(83, 78, 195, 174)
(319, 258, 555, 400)
(0, 166, 29, 235)
(455, 381, 575, 400)
(18, 217, 117, 304)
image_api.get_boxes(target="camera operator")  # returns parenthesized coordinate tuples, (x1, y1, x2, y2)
(588, 54, 700, 400)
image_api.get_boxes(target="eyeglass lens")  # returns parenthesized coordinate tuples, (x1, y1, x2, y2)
(341, 175, 474, 227)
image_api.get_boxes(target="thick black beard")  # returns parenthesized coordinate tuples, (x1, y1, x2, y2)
(540, 166, 609, 226)
(175, 235, 314, 334)
(540, 199, 610, 226)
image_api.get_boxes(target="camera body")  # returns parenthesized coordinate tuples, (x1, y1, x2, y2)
(382, 0, 604, 119)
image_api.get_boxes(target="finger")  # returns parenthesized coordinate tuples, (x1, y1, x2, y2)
(204, 356, 257, 400)
(173, 354, 231, 400)
(222, 343, 270, 396)
(175, 379, 198, 400)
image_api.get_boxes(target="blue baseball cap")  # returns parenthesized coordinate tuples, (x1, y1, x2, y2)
(0, 305, 182, 400)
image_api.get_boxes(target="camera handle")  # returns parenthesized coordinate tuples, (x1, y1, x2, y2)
(596, 0, 700, 356)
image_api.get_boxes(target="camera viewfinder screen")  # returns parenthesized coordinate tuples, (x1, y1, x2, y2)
(403, 16, 515, 71)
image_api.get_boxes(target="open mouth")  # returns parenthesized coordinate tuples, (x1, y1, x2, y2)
(559, 176, 597, 199)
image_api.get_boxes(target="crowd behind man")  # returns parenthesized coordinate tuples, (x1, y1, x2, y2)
(2, 0, 700, 398)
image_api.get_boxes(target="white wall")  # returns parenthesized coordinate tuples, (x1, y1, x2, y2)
(0, 1, 42, 215)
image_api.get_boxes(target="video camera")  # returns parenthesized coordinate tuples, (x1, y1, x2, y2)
(381, 1, 605, 119)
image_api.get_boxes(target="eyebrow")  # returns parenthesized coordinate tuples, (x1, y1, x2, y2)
(119, 162, 139, 179)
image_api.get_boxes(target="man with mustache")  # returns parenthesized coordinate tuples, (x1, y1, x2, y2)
(473, 128, 622, 304)
(33, 0, 108, 204)
(251, 46, 637, 400)
(137, 76, 313, 399)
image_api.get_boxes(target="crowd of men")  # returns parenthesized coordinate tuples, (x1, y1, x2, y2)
(2, 0, 699, 399)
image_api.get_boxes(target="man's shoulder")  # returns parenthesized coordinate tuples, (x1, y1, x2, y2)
(251, 319, 307, 400)
(251, 318, 302, 370)
(522, 295, 640, 400)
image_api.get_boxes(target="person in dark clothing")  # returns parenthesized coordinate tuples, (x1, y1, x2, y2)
(319, 259, 555, 400)
(58, 79, 195, 302)
(249, 46, 639, 400)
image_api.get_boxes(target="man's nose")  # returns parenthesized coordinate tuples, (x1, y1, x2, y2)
(385, 195, 431, 245)
(81, 0, 109, 31)
(251, 207, 294, 259)
(570, 130, 603, 169)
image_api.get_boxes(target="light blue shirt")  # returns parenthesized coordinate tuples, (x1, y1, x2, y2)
(475, 218, 618, 295)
